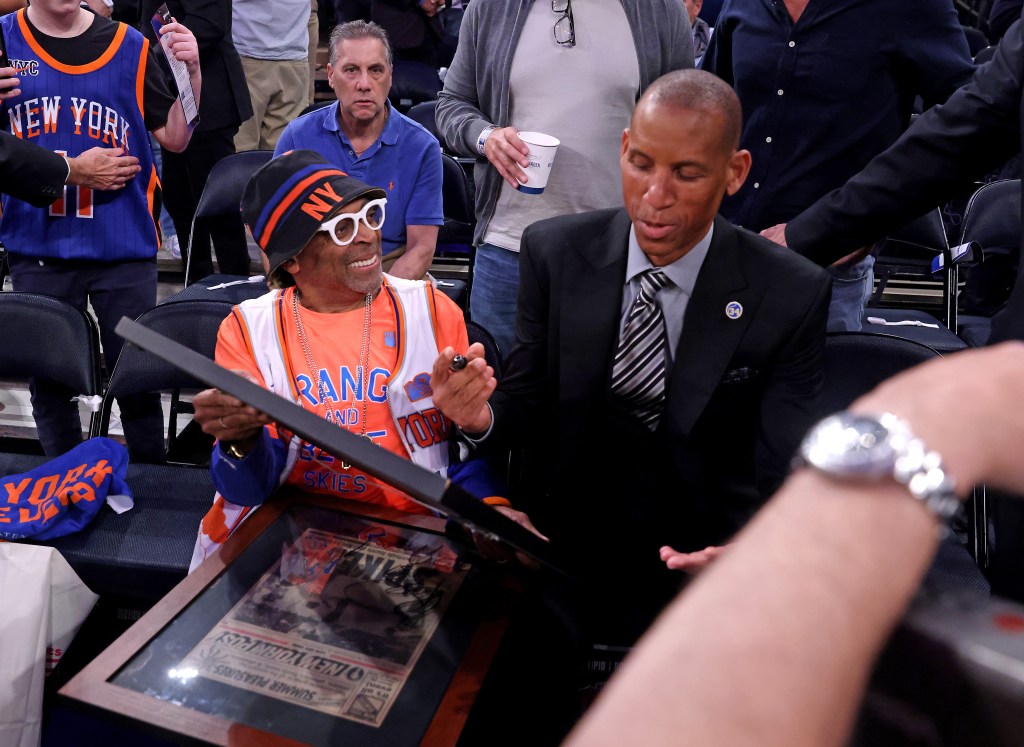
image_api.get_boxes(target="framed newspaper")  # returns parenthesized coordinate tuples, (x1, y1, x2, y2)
(60, 495, 515, 746)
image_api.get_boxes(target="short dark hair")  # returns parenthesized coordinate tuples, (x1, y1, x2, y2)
(329, 20, 393, 67)
(637, 69, 743, 152)
(268, 266, 296, 289)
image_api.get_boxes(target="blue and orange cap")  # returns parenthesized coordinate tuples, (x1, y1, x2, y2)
(240, 149, 386, 276)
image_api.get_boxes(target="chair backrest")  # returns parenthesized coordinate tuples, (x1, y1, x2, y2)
(822, 332, 941, 414)
(881, 208, 949, 258)
(960, 178, 1021, 253)
(467, 320, 503, 379)
(962, 25, 990, 56)
(406, 100, 440, 142)
(188, 150, 272, 284)
(97, 300, 233, 438)
(438, 152, 476, 251)
(0, 292, 101, 396)
(298, 99, 333, 119)
(441, 152, 474, 224)
(388, 60, 441, 112)
(975, 44, 998, 65)
(193, 150, 274, 222)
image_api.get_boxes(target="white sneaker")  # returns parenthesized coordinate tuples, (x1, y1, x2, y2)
(165, 234, 181, 259)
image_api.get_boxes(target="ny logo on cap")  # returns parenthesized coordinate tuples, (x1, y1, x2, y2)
(301, 182, 344, 221)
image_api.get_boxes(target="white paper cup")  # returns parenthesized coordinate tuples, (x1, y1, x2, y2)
(516, 131, 560, 195)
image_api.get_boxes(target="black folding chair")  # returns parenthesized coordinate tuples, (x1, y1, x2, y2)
(0, 292, 102, 446)
(957, 179, 1020, 345)
(467, 319, 503, 379)
(823, 332, 988, 570)
(822, 331, 940, 413)
(388, 60, 441, 113)
(68, 299, 235, 599)
(406, 99, 441, 142)
(435, 153, 477, 297)
(186, 149, 274, 285)
(869, 208, 976, 350)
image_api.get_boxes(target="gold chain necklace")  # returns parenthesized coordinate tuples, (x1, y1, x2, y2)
(353, 106, 389, 157)
(292, 288, 373, 469)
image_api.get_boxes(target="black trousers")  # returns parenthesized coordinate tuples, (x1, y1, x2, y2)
(161, 125, 251, 280)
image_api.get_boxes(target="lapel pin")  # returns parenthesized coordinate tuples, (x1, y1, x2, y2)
(725, 301, 743, 320)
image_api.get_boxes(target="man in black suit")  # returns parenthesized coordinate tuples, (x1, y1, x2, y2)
(0, 132, 140, 206)
(433, 69, 831, 646)
(371, 0, 453, 68)
(138, 0, 253, 279)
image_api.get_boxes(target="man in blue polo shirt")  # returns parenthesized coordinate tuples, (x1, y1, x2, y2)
(275, 20, 442, 280)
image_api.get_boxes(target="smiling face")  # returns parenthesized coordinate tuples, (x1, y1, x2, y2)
(284, 197, 383, 307)
(327, 37, 392, 129)
(621, 99, 751, 266)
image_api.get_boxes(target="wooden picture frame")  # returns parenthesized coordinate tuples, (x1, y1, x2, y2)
(60, 494, 516, 746)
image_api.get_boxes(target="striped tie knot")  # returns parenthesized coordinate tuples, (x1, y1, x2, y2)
(611, 268, 673, 430)
(637, 268, 670, 302)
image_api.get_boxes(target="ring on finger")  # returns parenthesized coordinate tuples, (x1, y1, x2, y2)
(219, 416, 227, 429)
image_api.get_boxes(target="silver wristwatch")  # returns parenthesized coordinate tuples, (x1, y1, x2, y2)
(797, 411, 961, 521)
(476, 125, 496, 155)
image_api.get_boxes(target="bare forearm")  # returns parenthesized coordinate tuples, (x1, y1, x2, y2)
(388, 241, 434, 280)
(569, 471, 939, 747)
(389, 226, 437, 279)
(570, 344, 1024, 747)
(154, 70, 201, 152)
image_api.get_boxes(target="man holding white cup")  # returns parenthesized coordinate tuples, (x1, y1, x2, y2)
(436, 0, 693, 356)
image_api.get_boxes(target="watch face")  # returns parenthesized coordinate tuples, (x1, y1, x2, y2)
(802, 413, 899, 478)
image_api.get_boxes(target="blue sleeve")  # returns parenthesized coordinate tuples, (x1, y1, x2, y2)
(274, 125, 296, 158)
(210, 428, 288, 506)
(448, 455, 506, 499)
(404, 138, 444, 227)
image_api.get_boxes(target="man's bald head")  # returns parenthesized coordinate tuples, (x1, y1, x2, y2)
(632, 69, 743, 154)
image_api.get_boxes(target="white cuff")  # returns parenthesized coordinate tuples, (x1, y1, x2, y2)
(459, 403, 494, 445)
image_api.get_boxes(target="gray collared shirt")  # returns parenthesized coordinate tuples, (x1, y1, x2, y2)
(620, 224, 714, 365)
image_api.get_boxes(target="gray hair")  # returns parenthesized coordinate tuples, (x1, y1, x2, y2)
(329, 20, 393, 67)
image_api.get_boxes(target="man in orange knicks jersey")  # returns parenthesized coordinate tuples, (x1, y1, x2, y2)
(0, 0, 200, 461)
(188, 149, 510, 570)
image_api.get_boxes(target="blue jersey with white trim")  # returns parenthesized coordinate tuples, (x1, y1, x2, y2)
(0, 11, 159, 261)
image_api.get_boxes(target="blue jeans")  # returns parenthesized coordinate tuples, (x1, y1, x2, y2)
(470, 243, 521, 360)
(827, 255, 875, 332)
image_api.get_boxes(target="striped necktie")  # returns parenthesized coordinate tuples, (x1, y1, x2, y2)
(611, 268, 672, 430)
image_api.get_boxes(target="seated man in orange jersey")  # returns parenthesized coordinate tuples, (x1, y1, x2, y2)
(188, 149, 508, 569)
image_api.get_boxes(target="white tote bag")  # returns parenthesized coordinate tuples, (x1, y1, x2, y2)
(0, 545, 97, 747)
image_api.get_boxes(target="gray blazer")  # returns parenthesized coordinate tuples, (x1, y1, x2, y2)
(435, 0, 694, 246)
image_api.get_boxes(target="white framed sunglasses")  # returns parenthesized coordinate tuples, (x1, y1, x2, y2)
(318, 197, 387, 246)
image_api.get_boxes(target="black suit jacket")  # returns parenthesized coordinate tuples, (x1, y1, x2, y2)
(0, 132, 66, 207)
(371, 0, 442, 51)
(137, 0, 252, 133)
(786, 16, 1024, 342)
(483, 209, 831, 640)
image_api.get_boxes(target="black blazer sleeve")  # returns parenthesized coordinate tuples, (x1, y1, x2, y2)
(138, 0, 253, 131)
(787, 17, 1024, 266)
(0, 132, 66, 207)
